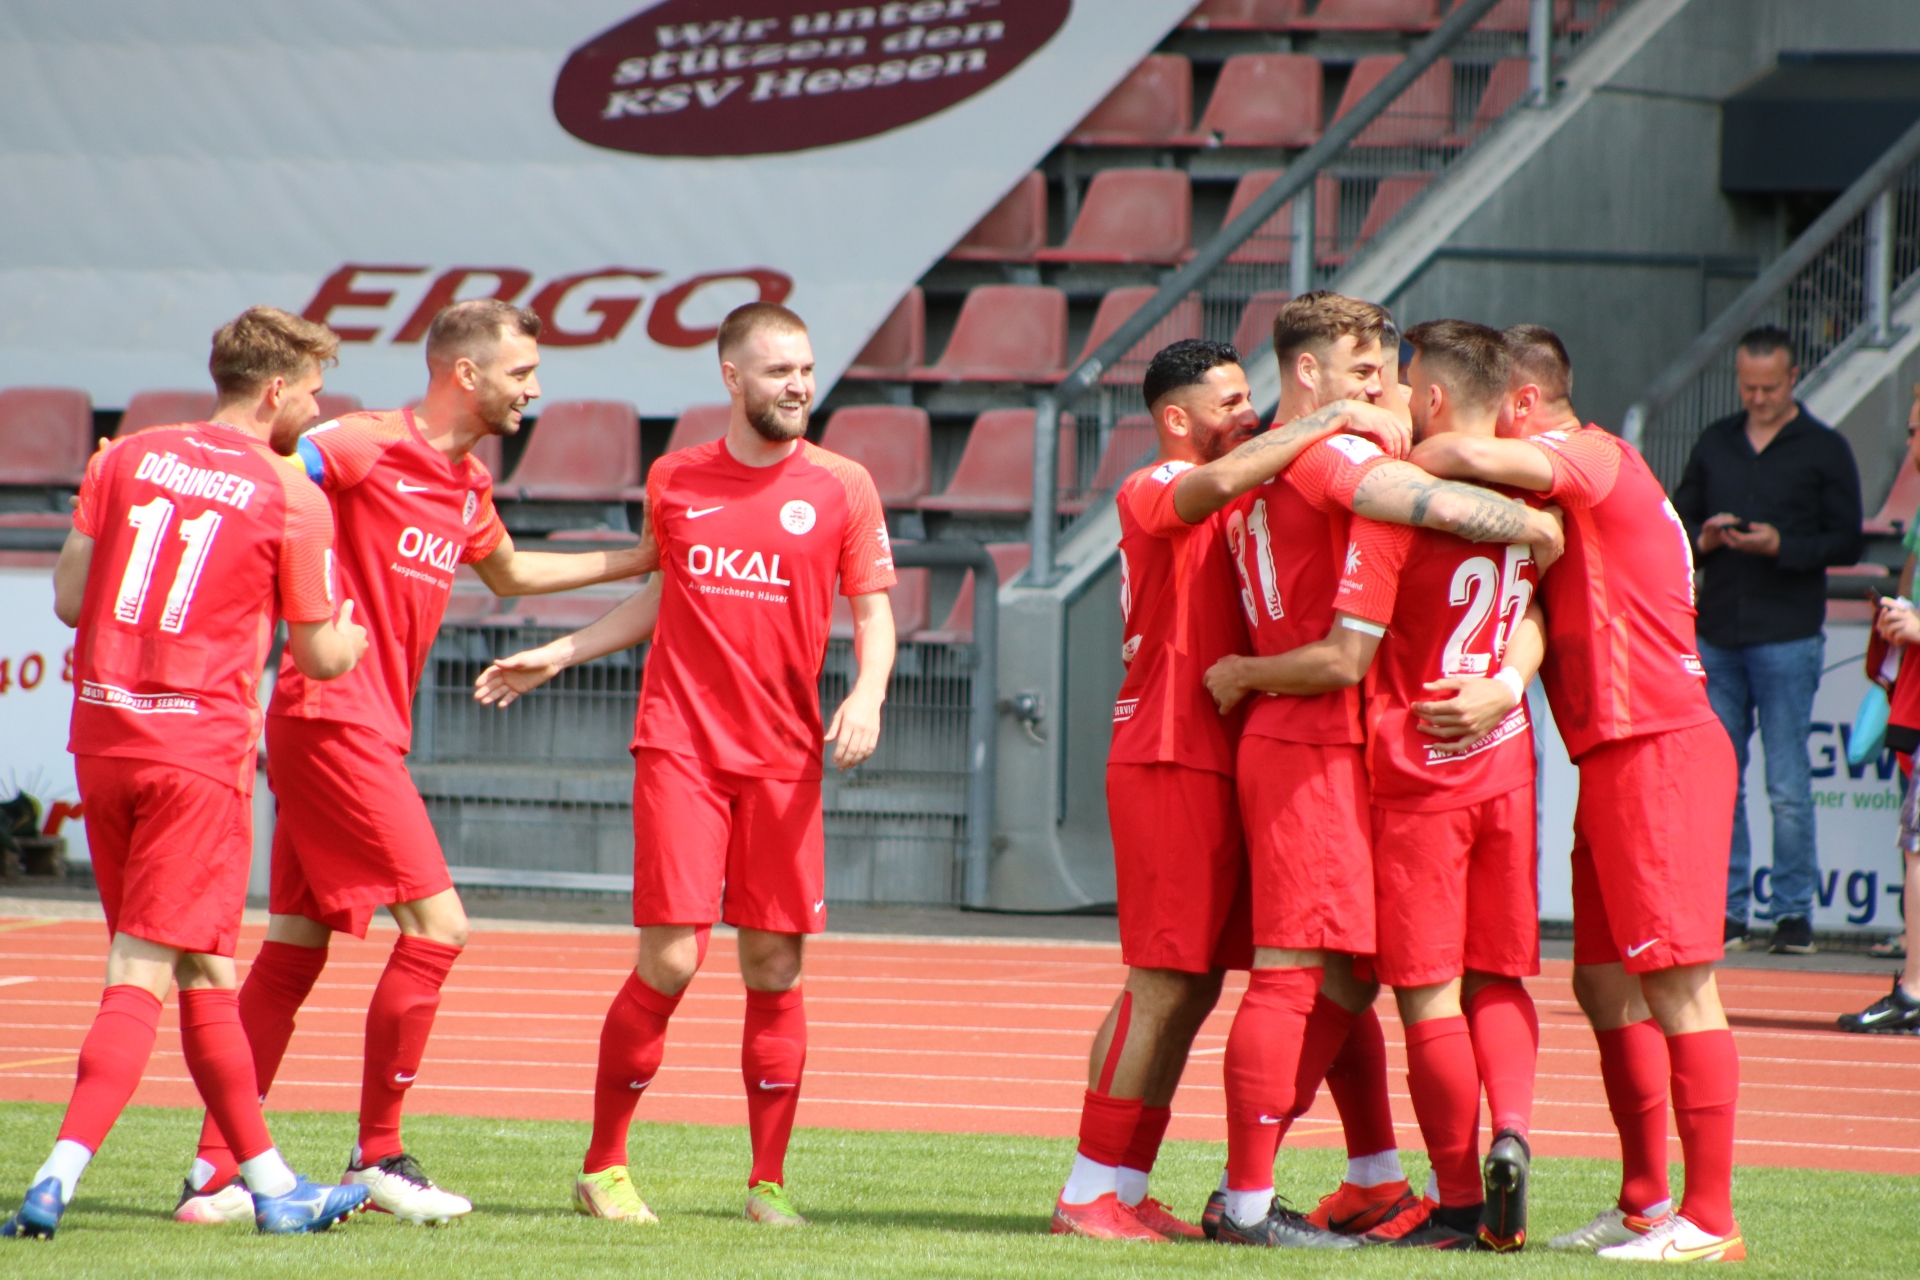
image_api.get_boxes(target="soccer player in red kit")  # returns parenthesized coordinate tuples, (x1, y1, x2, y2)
(475, 302, 896, 1228)
(5, 308, 372, 1239)
(1201, 301, 1563, 1249)
(1412, 326, 1744, 1262)
(179, 301, 654, 1226)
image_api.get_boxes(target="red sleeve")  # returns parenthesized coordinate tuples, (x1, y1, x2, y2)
(1121, 461, 1198, 537)
(1334, 516, 1414, 626)
(1284, 435, 1392, 513)
(303, 413, 405, 492)
(826, 452, 897, 597)
(646, 451, 677, 559)
(71, 440, 115, 538)
(277, 473, 337, 624)
(1530, 427, 1620, 509)
(458, 481, 508, 565)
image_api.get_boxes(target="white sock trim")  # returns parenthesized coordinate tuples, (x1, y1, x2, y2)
(1225, 1187, 1272, 1227)
(1347, 1149, 1405, 1187)
(239, 1149, 297, 1200)
(188, 1157, 221, 1193)
(34, 1140, 92, 1205)
(1115, 1165, 1149, 1207)
(1060, 1154, 1118, 1206)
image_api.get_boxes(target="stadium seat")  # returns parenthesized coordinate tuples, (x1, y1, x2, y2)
(913, 286, 1068, 383)
(117, 389, 216, 436)
(314, 393, 362, 422)
(843, 288, 925, 379)
(1183, 54, 1322, 149)
(832, 565, 931, 639)
(918, 410, 1076, 515)
(442, 588, 501, 625)
(1474, 0, 1572, 31)
(490, 591, 625, 630)
(1087, 415, 1161, 495)
(1074, 288, 1204, 386)
(1182, 0, 1305, 30)
(662, 403, 731, 455)
(469, 431, 504, 479)
(1334, 56, 1454, 147)
(1293, 0, 1438, 30)
(1351, 172, 1435, 251)
(1449, 58, 1529, 144)
(0, 387, 94, 486)
(1069, 54, 1193, 146)
(1865, 456, 1920, 534)
(818, 406, 933, 508)
(947, 172, 1047, 263)
(500, 399, 644, 501)
(914, 543, 1033, 643)
(1232, 290, 1292, 361)
(1035, 169, 1192, 265)
(1223, 171, 1342, 264)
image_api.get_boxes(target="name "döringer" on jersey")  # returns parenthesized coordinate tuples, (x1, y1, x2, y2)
(132, 450, 258, 510)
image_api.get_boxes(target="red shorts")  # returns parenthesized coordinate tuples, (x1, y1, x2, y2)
(1238, 737, 1374, 953)
(1108, 762, 1253, 973)
(76, 755, 252, 957)
(1571, 721, 1735, 974)
(632, 747, 825, 934)
(266, 716, 452, 939)
(1372, 787, 1539, 988)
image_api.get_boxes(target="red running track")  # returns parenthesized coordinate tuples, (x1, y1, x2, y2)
(1, 917, 1916, 1175)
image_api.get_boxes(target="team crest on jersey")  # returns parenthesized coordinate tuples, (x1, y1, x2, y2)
(1150, 460, 1194, 484)
(779, 499, 816, 534)
(463, 491, 478, 525)
(1325, 434, 1384, 464)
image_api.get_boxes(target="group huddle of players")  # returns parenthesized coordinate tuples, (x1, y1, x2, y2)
(1054, 293, 1745, 1261)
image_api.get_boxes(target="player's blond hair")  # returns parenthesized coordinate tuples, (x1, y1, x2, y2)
(717, 302, 807, 362)
(209, 307, 339, 398)
(1272, 291, 1390, 363)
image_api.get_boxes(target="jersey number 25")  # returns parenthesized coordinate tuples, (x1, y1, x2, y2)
(1443, 544, 1533, 677)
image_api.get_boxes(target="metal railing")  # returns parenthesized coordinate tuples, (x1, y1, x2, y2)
(1029, 0, 1634, 581)
(1625, 115, 1920, 488)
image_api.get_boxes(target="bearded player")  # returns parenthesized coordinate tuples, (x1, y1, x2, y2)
(474, 302, 895, 1228)
(1411, 326, 1744, 1262)
(1199, 301, 1561, 1249)
(7, 308, 371, 1238)
(177, 300, 654, 1227)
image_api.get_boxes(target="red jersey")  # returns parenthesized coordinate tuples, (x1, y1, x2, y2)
(1224, 434, 1396, 746)
(69, 422, 335, 791)
(634, 439, 894, 780)
(269, 410, 507, 751)
(1110, 461, 1248, 776)
(1527, 425, 1715, 760)
(1349, 513, 1540, 811)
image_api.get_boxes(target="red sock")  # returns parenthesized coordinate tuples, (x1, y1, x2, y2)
(742, 986, 807, 1187)
(584, 971, 681, 1174)
(1465, 980, 1538, 1138)
(194, 941, 328, 1186)
(1667, 1029, 1738, 1235)
(55, 985, 162, 1151)
(1325, 1003, 1398, 1159)
(1403, 1016, 1483, 1206)
(178, 988, 273, 1163)
(1076, 1090, 1141, 1166)
(357, 935, 460, 1163)
(1596, 1019, 1671, 1215)
(1291, 993, 1356, 1118)
(1223, 967, 1320, 1189)
(1121, 1105, 1171, 1173)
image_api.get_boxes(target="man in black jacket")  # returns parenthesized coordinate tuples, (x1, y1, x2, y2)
(1673, 326, 1862, 955)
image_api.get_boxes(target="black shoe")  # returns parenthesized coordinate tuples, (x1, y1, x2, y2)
(1215, 1198, 1359, 1249)
(1389, 1202, 1481, 1251)
(1723, 918, 1750, 951)
(1200, 1189, 1225, 1241)
(1770, 917, 1816, 954)
(1838, 979, 1920, 1034)
(1479, 1129, 1529, 1251)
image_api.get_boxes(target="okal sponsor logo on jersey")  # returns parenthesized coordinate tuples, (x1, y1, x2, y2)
(687, 544, 793, 585)
(397, 526, 461, 574)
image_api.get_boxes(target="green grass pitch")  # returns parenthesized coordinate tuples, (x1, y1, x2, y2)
(2, 1103, 1914, 1278)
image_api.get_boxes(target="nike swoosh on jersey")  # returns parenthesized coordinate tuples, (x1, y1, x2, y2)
(396, 480, 431, 493)
(1625, 938, 1659, 958)
(687, 505, 723, 518)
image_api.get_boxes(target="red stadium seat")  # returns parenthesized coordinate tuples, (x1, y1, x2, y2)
(1074, 289, 1204, 386)
(1184, 54, 1322, 148)
(442, 588, 501, 625)
(918, 410, 1076, 515)
(0, 387, 94, 486)
(1232, 290, 1293, 361)
(1293, 0, 1438, 30)
(1223, 171, 1342, 264)
(1449, 58, 1529, 144)
(832, 565, 931, 639)
(662, 403, 731, 456)
(1088, 416, 1161, 495)
(1865, 457, 1920, 534)
(1069, 55, 1193, 146)
(819, 406, 932, 508)
(118, 389, 216, 436)
(468, 431, 504, 479)
(1182, 0, 1305, 30)
(1036, 169, 1191, 265)
(914, 543, 1033, 643)
(500, 399, 643, 501)
(843, 288, 925, 379)
(1351, 172, 1435, 249)
(1334, 56, 1454, 147)
(947, 172, 1047, 263)
(1474, 0, 1571, 31)
(313, 393, 362, 422)
(913, 286, 1068, 383)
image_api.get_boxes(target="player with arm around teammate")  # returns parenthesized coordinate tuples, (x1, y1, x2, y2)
(6, 308, 372, 1239)
(1410, 326, 1745, 1262)
(476, 303, 895, 1229)
(178, 300, 654, 1227)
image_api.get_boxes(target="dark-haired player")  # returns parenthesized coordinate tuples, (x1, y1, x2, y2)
(1411, 326, 1743, 1261)
(179, 300, 652, 1226)
(476, 303, 895, 1229)
(7, 308, 371, 1238)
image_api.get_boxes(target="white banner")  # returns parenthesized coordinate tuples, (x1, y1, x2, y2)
(0, 1, 1192, 413)
(0, 571, 89, 865)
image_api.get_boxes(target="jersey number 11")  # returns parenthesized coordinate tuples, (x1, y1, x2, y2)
(114, 497, 222, 633)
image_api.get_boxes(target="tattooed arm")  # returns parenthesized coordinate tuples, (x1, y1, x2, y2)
(1350, 461, 1564, 568)
(1172, 399, 1411, 524)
